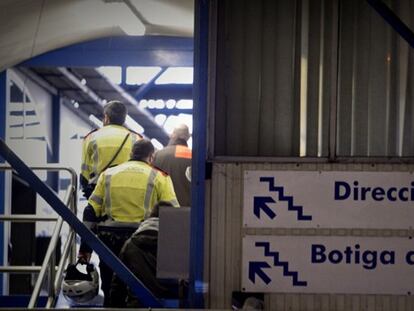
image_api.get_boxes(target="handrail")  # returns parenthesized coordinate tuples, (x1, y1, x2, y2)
(0, 164, 78, 308)
(28, 185, 72, 308)
(0, 266, 43, 273)
(0, 163, 78, 219)
(0, 138, 162, 307)
(0, 215, 58, 222)
(48, 230, 75, 308)
(0, 164, 77, 187)
(29, 218, 63, 308)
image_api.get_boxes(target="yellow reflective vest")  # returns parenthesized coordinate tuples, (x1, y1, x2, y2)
(89, 160, 179, 222)
(81, 125, 141, 184)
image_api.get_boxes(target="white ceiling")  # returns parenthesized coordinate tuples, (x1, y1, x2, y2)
(0, 0, 194, 71)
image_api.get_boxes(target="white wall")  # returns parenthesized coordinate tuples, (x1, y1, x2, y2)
(7, 69, 50, 167)
(59, 104, 94, 218)
(6, 70, 50, 232)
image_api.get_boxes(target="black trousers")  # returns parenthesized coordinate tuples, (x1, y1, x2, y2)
(97, 227, 135, 307)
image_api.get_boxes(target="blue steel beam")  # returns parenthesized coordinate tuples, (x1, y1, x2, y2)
(189, 0, 209, 308)
(20, 36, 193, 68)
(122, 84, 193, 100)
(93, 68, 170, 145)
(0, 71, 8, 294)
(367, 0, 414, 48)
(146, 108, 193, 116)
(46, 94, 60, 191)
(0, 139, 162, 307)
(135, 67, 167, 102)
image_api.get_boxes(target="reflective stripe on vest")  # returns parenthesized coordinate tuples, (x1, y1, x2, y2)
(90, 194, 103, 205)
(91, 138, 99, 181)
(175, 145, 191, 159)
(144, 168, 158, 218)
(105, 173, 113, 219)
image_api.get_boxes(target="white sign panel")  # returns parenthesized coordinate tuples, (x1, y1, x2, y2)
(243, 170, 414, 229)
(242, 235, 414, 294)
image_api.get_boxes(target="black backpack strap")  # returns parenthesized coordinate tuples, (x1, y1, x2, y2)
(101, 133, 130, 172)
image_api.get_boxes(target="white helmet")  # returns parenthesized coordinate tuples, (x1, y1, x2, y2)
(62, 261, 99, 304)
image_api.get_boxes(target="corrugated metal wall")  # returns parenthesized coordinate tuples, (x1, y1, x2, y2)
(214, 0, 297, 156)
(212, 0, 414, 158)
(207, 162, 414, 310)
(207, 0, 414, 309)
(337, 0, 414, 157)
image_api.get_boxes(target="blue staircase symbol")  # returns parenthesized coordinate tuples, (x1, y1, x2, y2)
(248, 262, 272, 284)
(255, 241, 307, 287)
(254, 196, 276, 219)
(259, 176, 312, 221)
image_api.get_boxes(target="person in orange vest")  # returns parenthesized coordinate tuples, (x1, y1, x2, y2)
(153, 124, 192, 206)
(80, 100, 141, 198)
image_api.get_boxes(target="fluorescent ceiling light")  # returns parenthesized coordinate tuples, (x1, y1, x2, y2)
(151, 138, 164, 150)
(155, 67, 193, 84)
(97, 66, 122, 84)
(89, 114, 103, 128)
(125, 115, 144, 134)
(89, 114, 144, 135)
(126, 67, 161, 85)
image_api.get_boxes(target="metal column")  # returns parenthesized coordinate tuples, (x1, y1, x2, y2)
(0, 70, 8, 294)
(190, 0, 209, 307)
(46, 94, 60, 191)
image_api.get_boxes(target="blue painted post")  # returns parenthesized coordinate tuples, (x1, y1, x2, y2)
(189, 0, 209, 307)
(0, 70, 8, 294)
(47, 94, 60, 191)
(134, 67, 166, 102)
(121, 66, 127, 85)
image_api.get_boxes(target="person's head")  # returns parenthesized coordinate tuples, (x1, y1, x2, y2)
(130, 139, 155, 163)
(150, 201, 174, 217)
(103, 100, 127, 126)
(170, 124, 190, 144)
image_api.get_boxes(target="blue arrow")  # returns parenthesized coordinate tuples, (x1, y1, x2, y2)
(254, 196, 276, 219)
(249, 262, 272, 284)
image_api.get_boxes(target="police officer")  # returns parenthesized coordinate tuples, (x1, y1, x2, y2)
(153, 124, 192, 206)
(78, 139, 179, 306)
(80, 100, 141, 198)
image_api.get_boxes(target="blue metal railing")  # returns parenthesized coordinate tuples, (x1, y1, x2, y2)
(0, 139, 162, 308)
(0, 165, 77, 308)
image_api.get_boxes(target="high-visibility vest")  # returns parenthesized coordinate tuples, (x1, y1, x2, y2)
(89, 161, 179, 222)
(81, 125, 141, 184)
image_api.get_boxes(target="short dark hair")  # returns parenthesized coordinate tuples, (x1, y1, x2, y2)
(104, 100, 127, 125)
(131, 140, 154, 161)
(150, 201, 174, 217)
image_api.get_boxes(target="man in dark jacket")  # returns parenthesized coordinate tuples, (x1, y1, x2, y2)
(153, 124, 192, 206)
(109, 201, 177, 308)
